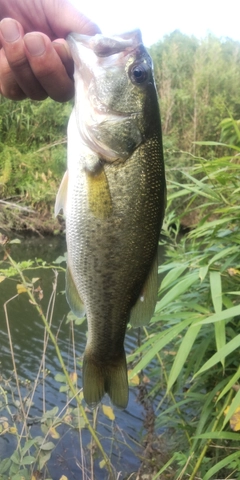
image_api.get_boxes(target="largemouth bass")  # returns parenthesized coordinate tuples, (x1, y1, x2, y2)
(55, 30, 166, 409)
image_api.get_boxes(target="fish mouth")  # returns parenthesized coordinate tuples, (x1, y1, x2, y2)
(67, 29, 143, 57)
(67, 30, 146, 72)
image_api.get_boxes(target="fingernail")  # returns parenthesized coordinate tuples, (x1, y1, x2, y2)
(24, 33, 46, 56)
(0, 18, 20, 42)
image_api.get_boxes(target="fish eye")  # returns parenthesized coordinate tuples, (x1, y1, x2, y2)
(130, 63, 148, 84)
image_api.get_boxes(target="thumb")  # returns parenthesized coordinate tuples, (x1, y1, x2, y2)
(41, 0, 101, 39)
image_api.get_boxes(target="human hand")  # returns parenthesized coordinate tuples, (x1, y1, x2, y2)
(0, 0, 100, 102)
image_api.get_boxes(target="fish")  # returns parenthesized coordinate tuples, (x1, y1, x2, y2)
(55, 29, 166, 409)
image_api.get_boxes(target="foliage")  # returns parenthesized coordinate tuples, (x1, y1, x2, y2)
(0, 96, 71, 209)
(150, 31, 240, 156)
(129, 135, 240, 478)
(0, 32, 240, 479)
(0, 249, 162, 480)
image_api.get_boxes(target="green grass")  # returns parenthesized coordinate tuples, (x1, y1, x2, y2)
(0, 129, 240, 479)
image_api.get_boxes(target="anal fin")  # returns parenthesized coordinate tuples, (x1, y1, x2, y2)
(66, 266, 85, 318)
(130, 253, 158, 327)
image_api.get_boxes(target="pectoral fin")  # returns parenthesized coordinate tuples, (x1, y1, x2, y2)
(130, 254, 158, 327)
(55, 170, 68, 216)
(86, 166, 112, 219)
(66, 266, 85, 318)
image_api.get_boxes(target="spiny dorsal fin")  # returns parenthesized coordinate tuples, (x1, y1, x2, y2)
(66, 266, 85, 318)
(130, 253, 158, 327)
(86, 166, 112, 219)
(55, 170, 68, 216)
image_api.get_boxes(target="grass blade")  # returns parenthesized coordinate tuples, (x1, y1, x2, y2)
(194, 334, 240, 376)
(210, 271, 225, 367)
(157, 272, 199, 312)
(167, 321, 202, 391)
(203, 451, 240, 480)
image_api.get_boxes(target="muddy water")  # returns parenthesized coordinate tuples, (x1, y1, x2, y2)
(0, 236, 164, 479)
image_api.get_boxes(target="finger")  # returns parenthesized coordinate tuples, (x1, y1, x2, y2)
(41, 0, 101, 39)
(0, 48, 26, 100)
(24, 33, 74, 102)
(52, 40, 74, 80)
(0, 18, 48, 100)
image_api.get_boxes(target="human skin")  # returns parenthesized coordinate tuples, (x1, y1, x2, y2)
(0, 0, 100, 101)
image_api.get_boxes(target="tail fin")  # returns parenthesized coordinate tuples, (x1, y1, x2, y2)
(82, 349, 129, 409)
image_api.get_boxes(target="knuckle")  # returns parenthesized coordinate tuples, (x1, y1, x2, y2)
(0, 81, 26, 100)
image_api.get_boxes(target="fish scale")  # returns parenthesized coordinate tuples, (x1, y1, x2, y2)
(55, 29, 166, 408)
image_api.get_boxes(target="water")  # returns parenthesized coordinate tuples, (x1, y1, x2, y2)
(0, 236, 164, 479)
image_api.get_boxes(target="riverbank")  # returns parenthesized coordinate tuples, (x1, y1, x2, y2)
(0, 200, 65, 236)
(0, 197, 200, 237)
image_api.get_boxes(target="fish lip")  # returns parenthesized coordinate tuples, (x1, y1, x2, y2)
(67, 29, 143, 58)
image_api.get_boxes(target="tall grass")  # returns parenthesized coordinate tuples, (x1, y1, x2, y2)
(130, 136, 240, 478)
(0, 129, 240, 479)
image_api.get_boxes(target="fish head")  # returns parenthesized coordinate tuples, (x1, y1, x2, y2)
(67, 30, 160, 163)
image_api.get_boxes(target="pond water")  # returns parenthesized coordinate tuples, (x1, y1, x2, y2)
(0, 236, 165, 479)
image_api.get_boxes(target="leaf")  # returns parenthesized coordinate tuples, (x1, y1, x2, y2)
(130, 317, 195, 377)
(11, 450, 20, 464)
(9, 238, 21, 244)
(225, 406, 240, 431)
(157, 273, 199, 312)
(199, 266, 208, 282)
(228, 267, 240, 276)
(128, 370, 140, 386)
(160, 265, 187, 291)
(17, 283, 27, 294)
(102, 405, 115, 421)
(0, 457, 11, 474)
(223, 389, 240, 429)
(9, 426, 17, 434)
(197, 305, 240, 325)
(42, 406, 59, 419)
(49, 427, 60, 439)
(59, 476, 68, 480)
(31, 277, 40, 284)
(39, 441, 55, 451)
(202, 452, 240, 480)
(210, 271, 225, 367)
(66, 310, 85, 325)
(38, 451, 51, 470)
(167, 321, 202, 391)
(70, 372, 77, 384)
(54, 373, 66, 383)
(217, 366, 240, 402)
(53, 255, 67, 264)
(22, 455, 36, 465)
(195, 334, 240, 376)
(0, 275, 6, 283)
(99, 459, 106, 469)
(59, 385, 69, 393)
(210, 271, 222, 314)
(195, 431, 240, 441)
(21, 438, 38, 456)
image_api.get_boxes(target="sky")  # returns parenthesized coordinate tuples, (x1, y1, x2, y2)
(69, 0, 240, 46)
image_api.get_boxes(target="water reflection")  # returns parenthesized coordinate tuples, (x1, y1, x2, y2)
(0, 236, 163, 479)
